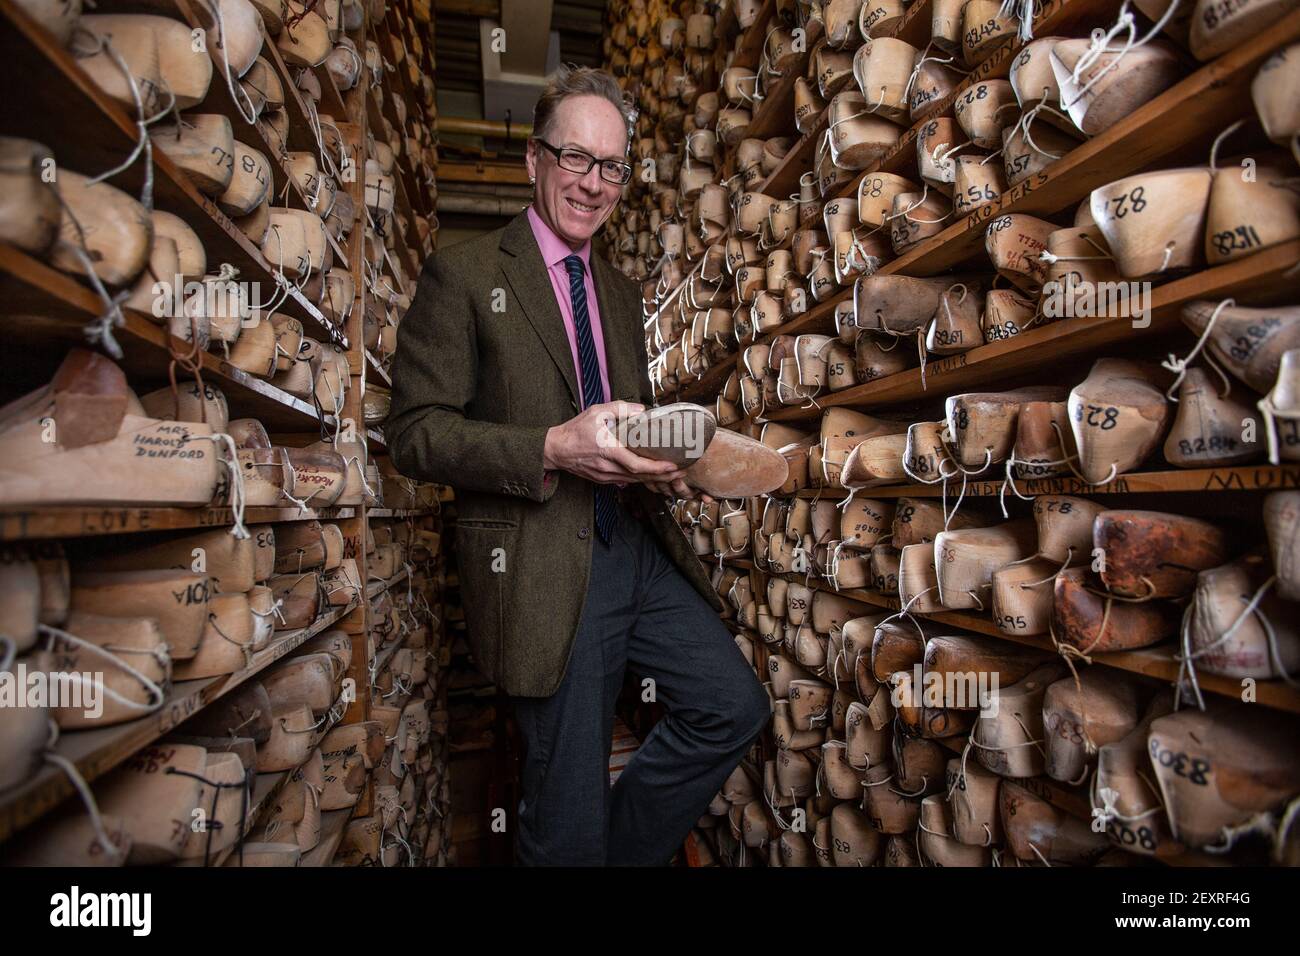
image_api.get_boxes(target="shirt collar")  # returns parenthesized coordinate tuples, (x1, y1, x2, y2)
(527, 205, 592, 271)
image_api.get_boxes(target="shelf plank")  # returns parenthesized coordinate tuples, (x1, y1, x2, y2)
(437, 160, 532, 186)
(757, 239, 1300, 419)
(366, 567, 411, 600)
(890, 0, 936, 47)
(731, 0, 776, 72)
(0, 505, 357, 542)
(747, 70, 799, 140)
(728, 560, 1300, 714)
(0, 243, 328, 432)
(0, 601, 357, 843)
(786, 465, 1300, 499)
(366, 349, 394, 387)
(313, 64, 350, 125)
(759, 114, 823, 202)
(373, 627, 409, 676)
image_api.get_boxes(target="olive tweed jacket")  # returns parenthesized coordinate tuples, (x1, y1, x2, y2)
(387, 212, 725, 697)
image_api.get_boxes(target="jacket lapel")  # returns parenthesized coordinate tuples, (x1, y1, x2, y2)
(591, 255, 642, 405)
(499, 213, 580, 408)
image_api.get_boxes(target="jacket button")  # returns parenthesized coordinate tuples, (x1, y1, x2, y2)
(577, 527, 590, 540)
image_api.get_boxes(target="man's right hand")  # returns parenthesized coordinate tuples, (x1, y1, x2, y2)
(543, 401, 687, 487)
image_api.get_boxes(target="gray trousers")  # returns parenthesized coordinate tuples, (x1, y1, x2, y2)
(510, 501, 770, 866)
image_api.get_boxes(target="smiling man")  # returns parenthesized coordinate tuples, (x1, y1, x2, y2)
(387, 66, 768, 866)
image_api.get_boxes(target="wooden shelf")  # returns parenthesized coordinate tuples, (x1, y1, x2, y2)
(757, 239, 1300, 419)
(367, 567, 411, 600)
(883, 9, 1300, 278)
(747, 70, 799, 140)
(210, 681, 355, 867)
(438, 160, 532, 186)
(0, 0, 346, 350)
(785, 465, 1300, 499)
(727, 560, 1300, 715)
(731, 0, 775, 72)
(749, 0, 936, 203)
(116, 0, 354, 268)
(373, 621, 411, 677)
(0, 0, 450, 862)
(758, 114, 823, 203)
(313, 64, 350, 124)
(367, 426, 389, 450)
(379, 10, 436, 221)
(832, 0, 1129, 204)
(0, 505, 358, 543)
(0, 601, 357, 843)
(930, 734, 1231, 866)
(0, 244, 329, 432)
(670, 0, 1196, 405)
(714, 0, 739, 42)
(367, 349, 394, 387)
(388, 167, 425, 278)
(890, 0, 937, 47)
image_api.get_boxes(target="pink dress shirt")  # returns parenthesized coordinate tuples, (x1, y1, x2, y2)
(526, 206, 613, 404)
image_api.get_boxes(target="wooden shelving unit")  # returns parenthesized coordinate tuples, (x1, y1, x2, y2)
(606, 0, 1300, 869)
(0, 0, 452, 867)
(0, 0, 346, 348)
(0, 602, 355, 842)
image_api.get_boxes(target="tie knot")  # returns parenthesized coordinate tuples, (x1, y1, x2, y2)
(564, 254, 585, 279)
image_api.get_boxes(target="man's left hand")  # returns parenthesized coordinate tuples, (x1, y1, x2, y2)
(644, 477, 712, 503)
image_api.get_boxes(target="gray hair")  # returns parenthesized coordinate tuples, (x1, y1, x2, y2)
(532, 64, 638, 152)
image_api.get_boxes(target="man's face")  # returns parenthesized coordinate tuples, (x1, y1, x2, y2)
(526, 95, 627, 249)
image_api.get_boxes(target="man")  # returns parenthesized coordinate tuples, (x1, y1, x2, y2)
(388, 65, 769, 866)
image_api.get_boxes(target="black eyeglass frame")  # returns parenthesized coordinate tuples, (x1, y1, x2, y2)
(533, 138, 634, 186)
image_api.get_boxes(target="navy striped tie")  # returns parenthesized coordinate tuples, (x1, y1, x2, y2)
(564, 254, 616, 545)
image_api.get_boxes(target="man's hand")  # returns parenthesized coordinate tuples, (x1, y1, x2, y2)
(543, 401, 687, 486)
(644, 476, 701, 499)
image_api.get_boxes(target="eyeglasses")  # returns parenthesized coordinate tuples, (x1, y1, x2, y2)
(534, 138, 633, 186)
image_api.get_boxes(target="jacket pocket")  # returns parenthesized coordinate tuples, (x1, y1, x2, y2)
(456, 517, 520, 531)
